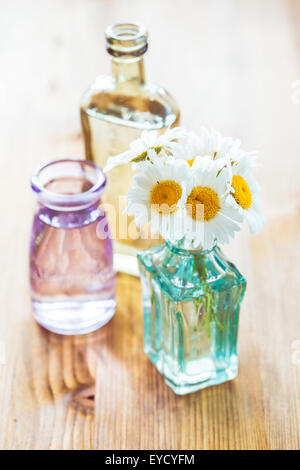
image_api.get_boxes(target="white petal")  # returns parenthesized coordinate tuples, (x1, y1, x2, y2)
(104, 150, 134, 172)
(245, 198, 265, 234)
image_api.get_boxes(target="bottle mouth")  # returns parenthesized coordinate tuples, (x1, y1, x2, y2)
(31, 159, 106, 211)
(105, 23, 148, 59)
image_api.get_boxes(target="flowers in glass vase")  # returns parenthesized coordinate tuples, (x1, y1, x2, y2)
(105, 127, 264, 393)
(104, 126, 264, 249)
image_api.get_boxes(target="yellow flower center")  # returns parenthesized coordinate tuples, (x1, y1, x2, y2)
(150, 180, 182, 214)
(187, 159, 194, 167)
(231, 175, 252, 209)
(186, 186, 220, 221)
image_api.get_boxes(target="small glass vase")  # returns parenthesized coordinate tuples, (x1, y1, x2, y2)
(30, 159, 116, 335)
(138, 239, 246, 395)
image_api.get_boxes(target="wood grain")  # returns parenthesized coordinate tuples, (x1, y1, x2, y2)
(0, 0, 300, 449)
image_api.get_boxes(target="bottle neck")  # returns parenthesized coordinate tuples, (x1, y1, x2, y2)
(111, 57, 145, 86)
(37, 201, 104, 230)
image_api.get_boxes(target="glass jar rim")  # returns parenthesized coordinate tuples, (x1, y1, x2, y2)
(31, 159, 106, 211)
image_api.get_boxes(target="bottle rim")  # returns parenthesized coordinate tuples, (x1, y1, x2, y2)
(105, 23, 148, 58)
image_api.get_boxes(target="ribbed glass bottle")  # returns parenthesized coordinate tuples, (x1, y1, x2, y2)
(138, 240, 246, 395)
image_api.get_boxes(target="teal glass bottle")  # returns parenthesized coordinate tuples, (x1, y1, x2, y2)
(137, 239, 246, 395)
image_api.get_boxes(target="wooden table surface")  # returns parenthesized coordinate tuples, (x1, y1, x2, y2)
(1, 0, 300, 450)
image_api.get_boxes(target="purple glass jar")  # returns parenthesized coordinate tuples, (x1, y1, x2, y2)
(30, 159, 116, 335)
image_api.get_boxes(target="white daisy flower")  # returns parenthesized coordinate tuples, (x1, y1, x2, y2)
(104, 127, 186, 172)
(222, 149, 259, 183)
(158, 126, 187, 149)
(182, 157, 242, 250)
(197, 127, 242, 160)
(172, 132, 203, 166)
(172, 127, 242, 168)
(127, 158, 189, 238)
(226, 155, 265, 234)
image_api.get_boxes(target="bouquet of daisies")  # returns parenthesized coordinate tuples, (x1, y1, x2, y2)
(104, 127, 264, 250)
